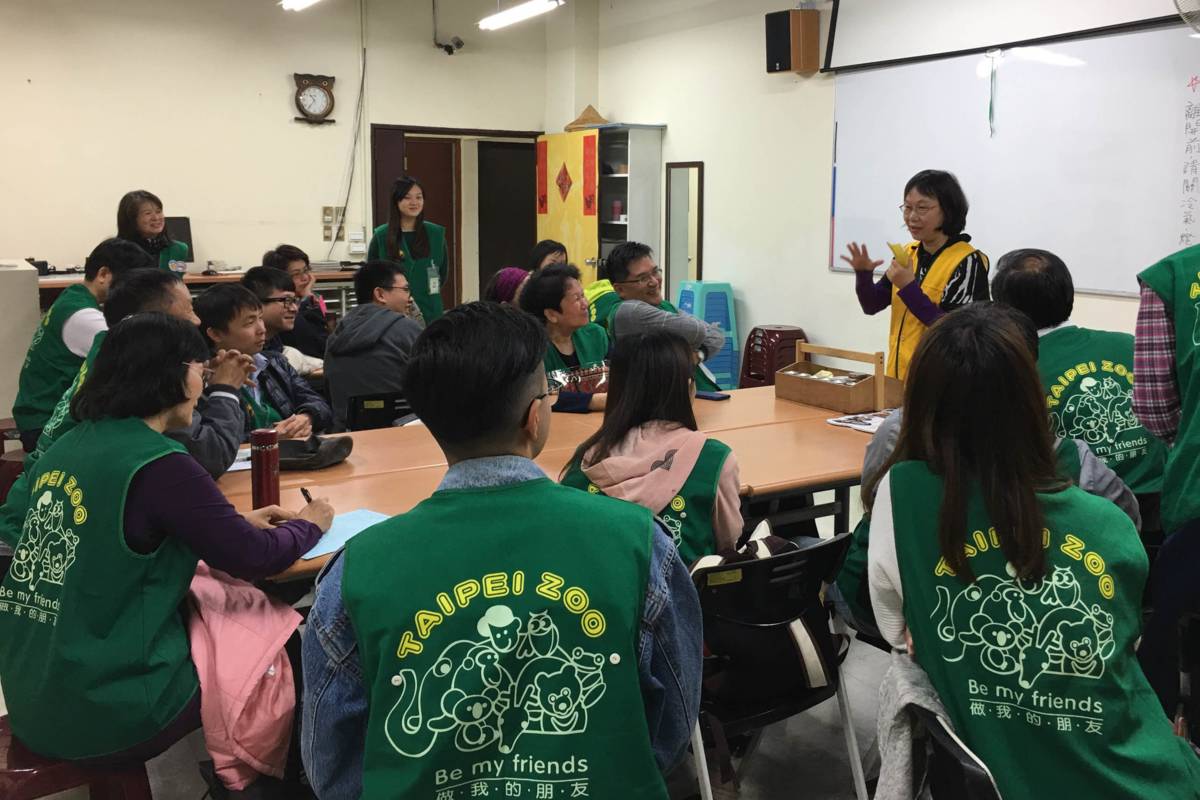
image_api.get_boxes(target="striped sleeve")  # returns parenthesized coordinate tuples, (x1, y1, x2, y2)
(939, 250, 991, 310)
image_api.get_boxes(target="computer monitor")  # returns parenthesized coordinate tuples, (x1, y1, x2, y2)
(164, 216, 193, 262)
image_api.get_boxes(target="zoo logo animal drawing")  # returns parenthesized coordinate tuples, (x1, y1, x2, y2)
(932, 565, 1115, 690)
(1050, 376, 1139, 447)
(8, 492, 79, 593)
(384, 606, 609, 758)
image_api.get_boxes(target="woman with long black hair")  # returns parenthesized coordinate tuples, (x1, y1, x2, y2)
(559, 330, 742, 563)
(367, 175, 448, 322)
(867, 303, 1200, 799)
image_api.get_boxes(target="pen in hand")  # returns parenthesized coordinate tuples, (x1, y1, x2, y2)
(301, 487, 313, 504)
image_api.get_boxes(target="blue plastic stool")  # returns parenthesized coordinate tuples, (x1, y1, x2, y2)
(677, 281, 739, 389)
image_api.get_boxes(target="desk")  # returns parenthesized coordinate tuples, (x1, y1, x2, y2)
(230, 389, 872, 581)
(38, 270, 356, 310)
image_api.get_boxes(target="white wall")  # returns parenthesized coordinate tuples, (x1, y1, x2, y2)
(598, 0, 1140, 360)
(0, 0, 547, 270)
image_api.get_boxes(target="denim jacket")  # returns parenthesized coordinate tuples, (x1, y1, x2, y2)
(301, 455, 703, 800)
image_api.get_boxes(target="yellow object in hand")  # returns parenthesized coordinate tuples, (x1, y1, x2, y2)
(887, 242, 912, 269)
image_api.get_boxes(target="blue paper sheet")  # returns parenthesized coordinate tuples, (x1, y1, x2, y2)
(301, 508, 390, 560)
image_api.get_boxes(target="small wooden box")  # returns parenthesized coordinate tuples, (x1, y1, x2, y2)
(775, 342, 904, 414)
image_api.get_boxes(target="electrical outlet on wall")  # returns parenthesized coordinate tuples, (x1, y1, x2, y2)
(322, 206, 347, 242)
(348, 227, 367, 255)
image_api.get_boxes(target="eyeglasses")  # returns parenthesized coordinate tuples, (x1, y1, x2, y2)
(521, 392, 550, 426)
(617, 266, 662, 286)
(262, 296, 299, 308)
(385, 284, 412, 294)
(899, 203, 940, 220)
(183, 362, 215, 386)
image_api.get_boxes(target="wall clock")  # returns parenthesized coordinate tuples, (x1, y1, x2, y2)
(294, 73, 335, 124)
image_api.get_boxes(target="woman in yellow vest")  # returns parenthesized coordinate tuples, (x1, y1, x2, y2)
(842, 170, 990, 380)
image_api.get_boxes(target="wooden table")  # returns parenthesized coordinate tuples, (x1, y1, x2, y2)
(38, 270, 356, 309)
(223, 387, 873, 580)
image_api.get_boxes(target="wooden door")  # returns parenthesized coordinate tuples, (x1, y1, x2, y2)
(403, 137, 461, 311)
(370, 131, 462, 310)
(536, 130, 599, 284)
(478, 141, 536, 295)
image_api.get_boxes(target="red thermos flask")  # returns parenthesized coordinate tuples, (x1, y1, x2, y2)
(250, 428, 280, 509)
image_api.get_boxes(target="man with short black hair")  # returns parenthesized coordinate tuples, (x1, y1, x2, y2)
(993, 248, 1166, 500)
(589, 241, 725, 391)
(324, 260, 423, 428)
(302, 302, 702, 799)
(263, 244, 329, 358)
(241, 266, 300, 353)
(13, 238, 154, 450)
(196, 284, 332, 440)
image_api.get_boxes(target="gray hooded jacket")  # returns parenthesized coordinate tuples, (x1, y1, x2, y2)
(324, 302, 422, 428)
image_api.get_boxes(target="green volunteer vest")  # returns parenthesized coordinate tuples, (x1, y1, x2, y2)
(834, 438, 1088, 637)
(603, 299, 721, 393)
(29, 333, 105, 478)
(341, 477, 667, 799)
(157, 240, 190, 271)
(1139, 248, 1200, 531)
(0, 417, 198, 759)
(0, 335, 107, 551)
(13, 284, 100, 432)
(544, 324, 609, 377)
(241, 387, 284, 430)
(368, 221, 448, 323)
(889, 460, 1200, 799)
(561, 438, 730, 565)
(1038, 325, 1166, 496)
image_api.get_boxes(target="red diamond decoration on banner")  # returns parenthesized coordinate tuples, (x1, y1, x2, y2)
(556, 163, 573, 201)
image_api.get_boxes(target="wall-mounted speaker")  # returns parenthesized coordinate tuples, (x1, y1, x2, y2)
(766, 9, 819, 75)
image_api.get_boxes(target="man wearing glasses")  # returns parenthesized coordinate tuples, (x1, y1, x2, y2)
(190, 271, 332, 440)
(324, 261, 424, 428)
(263, 244, 331, 360)
(594, 241, 725, 391)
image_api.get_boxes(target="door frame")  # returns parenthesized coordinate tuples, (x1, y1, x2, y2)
(370, 124, 543, 308)
(664, 161, 705, 285)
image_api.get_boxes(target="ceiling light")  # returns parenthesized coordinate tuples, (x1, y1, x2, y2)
(280, 0, 323, 10)
(478, 0, 564, 31)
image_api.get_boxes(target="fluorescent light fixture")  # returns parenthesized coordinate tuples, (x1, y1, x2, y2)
(280, 0, 323, 10)
(478, 0, 564, 31)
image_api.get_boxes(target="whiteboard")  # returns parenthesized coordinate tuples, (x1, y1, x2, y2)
(831, 23, 1200, 296)
(828, 0, 1176, 70)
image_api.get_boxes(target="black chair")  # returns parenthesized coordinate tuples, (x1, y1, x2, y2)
(689, 531, 868, 800)
(910, 705, 1002, 800)
(345, 392, 413, 431)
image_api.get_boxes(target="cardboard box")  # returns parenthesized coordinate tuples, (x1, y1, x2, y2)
(774, 343, 903, 414)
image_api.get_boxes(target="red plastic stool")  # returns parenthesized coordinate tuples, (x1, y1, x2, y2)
(0, 418, 17, 442)
(738, 325, 808, 388)
(0, 451, 23, 504)
(0, 716, 152, 800)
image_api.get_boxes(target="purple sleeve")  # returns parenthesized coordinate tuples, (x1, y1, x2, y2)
(854, 271, 893, 315)
(896, 282, 945, 326)
(124, 452, 323, 580)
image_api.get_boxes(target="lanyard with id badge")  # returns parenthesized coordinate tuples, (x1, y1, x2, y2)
(427, 261, 440, 293)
